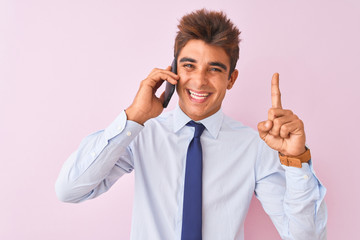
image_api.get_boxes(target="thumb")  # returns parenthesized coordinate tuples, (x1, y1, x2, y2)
(257, 120, 273, 140)
(159, 91, 165, 104)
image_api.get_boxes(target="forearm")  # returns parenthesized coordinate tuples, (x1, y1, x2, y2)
(258, 164, 327, 239)
(281, 162, 327, 239)
(255, 143, 327, 240)
(55, 111, 143, 203)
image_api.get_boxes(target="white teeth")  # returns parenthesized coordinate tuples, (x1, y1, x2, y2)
(189, 90, 209, 99)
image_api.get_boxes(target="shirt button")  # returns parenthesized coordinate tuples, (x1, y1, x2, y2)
(126, 131, 132, 136)
(91, 152, 96, 157)
(118, 126, 123, 131)
(303, 175, 309, 180)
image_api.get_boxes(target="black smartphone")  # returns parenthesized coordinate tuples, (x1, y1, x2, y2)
(163, 58, 177, 108)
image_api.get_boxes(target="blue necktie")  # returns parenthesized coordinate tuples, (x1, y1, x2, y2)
(181, 121, 205, 240)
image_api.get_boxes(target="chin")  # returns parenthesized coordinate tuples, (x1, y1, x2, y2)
(185, 106, 217, 121)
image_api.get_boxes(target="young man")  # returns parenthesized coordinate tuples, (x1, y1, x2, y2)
(56, 9, 327, 240)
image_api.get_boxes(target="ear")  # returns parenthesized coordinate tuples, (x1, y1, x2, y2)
(227, 69, 238, 90)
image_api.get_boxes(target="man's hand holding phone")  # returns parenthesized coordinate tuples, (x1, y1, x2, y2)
(125, 65, 179, 125)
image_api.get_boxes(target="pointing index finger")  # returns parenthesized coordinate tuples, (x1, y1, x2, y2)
(271, 73, 282, 109)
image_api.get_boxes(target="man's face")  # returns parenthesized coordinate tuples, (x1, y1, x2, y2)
(176, 39, 238, 121)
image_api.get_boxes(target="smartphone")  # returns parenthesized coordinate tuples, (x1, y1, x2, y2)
(163, 58, 177, 108)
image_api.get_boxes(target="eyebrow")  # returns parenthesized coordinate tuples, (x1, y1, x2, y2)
(209, 61, 227, 71)
(179, 57, 228, 71)
(179, 57, 196, 63)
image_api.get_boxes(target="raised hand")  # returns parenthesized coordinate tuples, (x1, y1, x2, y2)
(126, 66, 179, 125)
(257, 73, 306, 156)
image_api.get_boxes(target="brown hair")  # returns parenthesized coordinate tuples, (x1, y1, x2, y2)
(174, 9, 241, 75)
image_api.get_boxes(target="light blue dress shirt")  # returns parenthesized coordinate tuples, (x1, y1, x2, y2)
(56, 106, 327, 240)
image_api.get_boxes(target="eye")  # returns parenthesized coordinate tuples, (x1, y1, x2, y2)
(183, 63, 194, 69)
(182, 63, 195, 71)
(209, 67, 222, 72)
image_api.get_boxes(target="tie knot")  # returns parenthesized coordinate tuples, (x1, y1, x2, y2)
(187, 121, 205, 138)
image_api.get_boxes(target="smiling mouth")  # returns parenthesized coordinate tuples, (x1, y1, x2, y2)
(188, 89, 211, 101)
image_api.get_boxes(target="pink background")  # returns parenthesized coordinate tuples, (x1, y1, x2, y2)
(1, 0, 359, 239)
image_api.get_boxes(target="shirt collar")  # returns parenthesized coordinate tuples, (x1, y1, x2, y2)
(173, 105, 224, 139)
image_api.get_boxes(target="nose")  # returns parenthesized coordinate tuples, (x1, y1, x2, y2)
(192, 68, 208, 87)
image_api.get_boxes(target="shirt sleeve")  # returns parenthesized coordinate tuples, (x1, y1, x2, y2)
(55, 110, 144, 203)
(254, 140, 327, 240)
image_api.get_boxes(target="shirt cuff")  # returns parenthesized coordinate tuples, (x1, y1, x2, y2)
(282, 160, 319, 191)
(104, 110, 144, 142)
